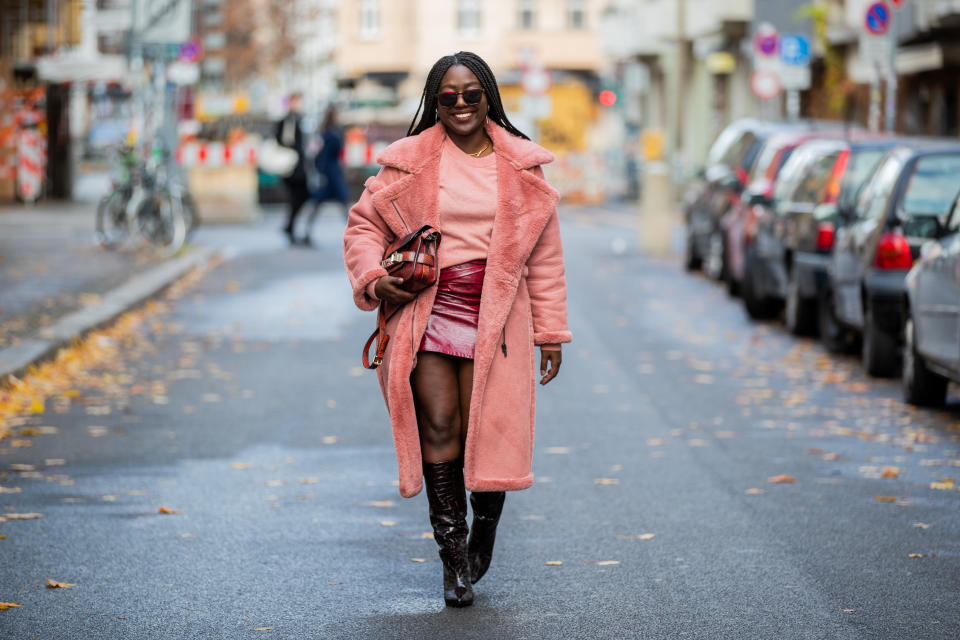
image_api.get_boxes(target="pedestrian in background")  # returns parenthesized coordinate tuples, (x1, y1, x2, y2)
(303, 106, 351, 246)
(343, 52, 571, 607)
(275, 92, 308, 245)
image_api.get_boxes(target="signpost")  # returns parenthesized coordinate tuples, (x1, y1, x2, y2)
(779, 34, 811, 120)
(859, 1, 897, 132)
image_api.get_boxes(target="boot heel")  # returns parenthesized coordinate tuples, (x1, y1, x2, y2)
(467, 491, 505, 584)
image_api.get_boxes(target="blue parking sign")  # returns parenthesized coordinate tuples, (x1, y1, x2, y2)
(780, 34, 811, 66)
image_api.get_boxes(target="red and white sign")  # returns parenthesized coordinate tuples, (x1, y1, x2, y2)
(176, 141, 259, 168)
(889, 0, 905, 9)
(753, 23, 780, 57)
(750, 69, 782, 100)
(16, 129, 45, 202)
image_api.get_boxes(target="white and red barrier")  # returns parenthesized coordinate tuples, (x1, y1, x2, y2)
(176, 141, 259, 168)
(16, 129, 46, 202)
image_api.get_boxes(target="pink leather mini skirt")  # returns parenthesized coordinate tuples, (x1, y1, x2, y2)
(419, 259, 486, 359)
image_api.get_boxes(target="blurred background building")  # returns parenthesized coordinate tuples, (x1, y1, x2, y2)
(0, 0, 958, 206)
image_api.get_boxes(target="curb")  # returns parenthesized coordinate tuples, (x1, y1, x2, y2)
(0, 246, 219, 385)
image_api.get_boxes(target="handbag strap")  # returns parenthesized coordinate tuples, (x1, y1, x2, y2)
(362, 303, 396, 369)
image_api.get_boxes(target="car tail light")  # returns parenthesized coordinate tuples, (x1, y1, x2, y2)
(816, 222, 835, 251)
(874, 231, 913, 270)
(823, 150, 850, 205)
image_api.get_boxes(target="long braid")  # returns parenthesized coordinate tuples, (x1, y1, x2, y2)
(407, 52, 530, 141)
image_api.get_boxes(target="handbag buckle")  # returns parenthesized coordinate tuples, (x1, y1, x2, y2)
(381, 252, 402, 267)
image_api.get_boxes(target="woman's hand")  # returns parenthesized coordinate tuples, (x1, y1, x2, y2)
(374, 276, 416, 305)
(539, 348, 562, 385)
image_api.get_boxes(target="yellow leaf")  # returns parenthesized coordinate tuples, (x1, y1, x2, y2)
(841, 609, 856, 614)
(0, 602, 21, 610)
(230, 462, 250, 470)
(157, 506, 181, 514)
(254, 627, 273, 632)
(28, 398, 44, 414)
(767, 475, 795, 484)
(62, 389, 81, 399)
(0, 513, 42, 521)
(908, 553, 925, 559)
(544, 561, 563, 566)
(913, 522, 932, 529)
(874, 496, 897, 503)
(881, 467, 900, 479)
(420, 532, 434, 539)
(930, 481, 954, 490)
(45, 580, 76, 589)
(366, 500, 393, 507)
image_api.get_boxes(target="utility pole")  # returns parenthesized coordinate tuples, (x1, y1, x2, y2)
(884, 7, 897, 132)
(674, 0, 687, 160)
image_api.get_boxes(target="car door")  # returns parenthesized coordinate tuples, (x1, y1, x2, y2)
(915, 197, 960, 371)
(832, 154, 904, 328)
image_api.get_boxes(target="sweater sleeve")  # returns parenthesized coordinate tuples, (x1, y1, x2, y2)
(525, 166, 572, 346)
(342, 169, 396, 311)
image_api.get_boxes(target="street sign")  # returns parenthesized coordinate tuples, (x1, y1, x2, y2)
(179, 38, 203, 63)
(753, 23, 780, 57)
(520, 66, 551, 96)
(750, 69, 781, 100)
(137, 0, 191, 45)
(780, 35, 811, 66)
(864, 2, 891, 36)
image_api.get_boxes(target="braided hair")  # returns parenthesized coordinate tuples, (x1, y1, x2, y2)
(407, 51, 529, 140)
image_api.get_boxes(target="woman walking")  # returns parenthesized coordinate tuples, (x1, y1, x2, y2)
(342, 52, 571, 607)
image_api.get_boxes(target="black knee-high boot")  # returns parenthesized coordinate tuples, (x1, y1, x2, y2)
(423, 460, 474, 607)
(467, 491, 505, 584)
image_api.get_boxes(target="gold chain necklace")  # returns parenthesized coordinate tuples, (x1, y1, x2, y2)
(467, 139, 491, 158)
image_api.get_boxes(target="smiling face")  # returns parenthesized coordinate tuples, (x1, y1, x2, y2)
(436, 65, 489, 139)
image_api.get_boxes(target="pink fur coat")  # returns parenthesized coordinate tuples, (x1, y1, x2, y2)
(342, 121, 571, 498)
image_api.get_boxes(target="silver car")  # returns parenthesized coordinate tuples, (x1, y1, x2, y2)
(903, 192, 960, 405)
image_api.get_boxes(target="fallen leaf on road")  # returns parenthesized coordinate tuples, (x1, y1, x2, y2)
(842, 382, 870, 393)
(366, 500, 393, 507)
(745, 488, 764, 495)
(87, 426, 108, 437)
(28, 399, 44, 414)
(321, 436, 338, 445)
(379, 521, 396, 527)
(930, 477, 955, 490)
(0, 486, 22, 493)
(0, 602, 21, 610)
(646, 438, 664, 446)
(821, 453, 840, 461)
(908, 553, 925, 559)
(593, 560, 621, 566)
(0, 513, 42, 521)
(594, 478, 620, 485)
(179, 533, 195, 538)
(10, 464, 35, 471)
(420, 532, 434, 538)
(874, 496, 897, 503)
(913, 523, 932, 529)
(45, 580, 75, 589)
(881, 467, 900, 479)
(411, 558, 428, 563)
(298, 477, 318, 484)
(618, 533, 655, 540)
(544, 561, 563, 566)
(45, 459, 66, 466)
(767, 475, 795, 484)
(714, 431, 735, 439)
(265, 480, 284, 487)
(230, 462, 250, 470)
(157, 506, 181, 514)
(254, 628, 273, 632)
(841, 609, 856, 614)
(10, 439, 31, 448)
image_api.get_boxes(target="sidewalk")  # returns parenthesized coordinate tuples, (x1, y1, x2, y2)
(0, 200, 217, 381)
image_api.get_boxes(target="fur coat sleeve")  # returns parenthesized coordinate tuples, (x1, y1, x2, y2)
(342, 167, 405, 311)
(526, 166, 572, 346)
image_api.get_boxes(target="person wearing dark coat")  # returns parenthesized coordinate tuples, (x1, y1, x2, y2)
(275, 92, 309, 244)
(304, 107, 351, 245)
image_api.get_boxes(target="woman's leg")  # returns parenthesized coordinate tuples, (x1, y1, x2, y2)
(457, 358, 474, 452)
(412, 352, 464, 463)
(414, 351, 473, 606)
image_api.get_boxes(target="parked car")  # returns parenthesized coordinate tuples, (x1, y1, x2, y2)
(723, 130, 826, 297)
(685, 119, 778, 278)
(903, 191, 960, 405)
(827, 143, 960, 376)
(742, 137, 896, 333)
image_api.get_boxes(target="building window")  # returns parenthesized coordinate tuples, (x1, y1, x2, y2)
(458, 0, 482, 37)
(360, 0, 380, 40)
(518, 0, 536, 30)
(567, 0, 586, 29)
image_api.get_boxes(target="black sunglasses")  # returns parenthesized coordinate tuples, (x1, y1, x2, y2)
(436, 88, 484, 108)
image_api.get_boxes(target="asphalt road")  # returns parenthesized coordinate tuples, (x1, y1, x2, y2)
(2, 209, 959, 639)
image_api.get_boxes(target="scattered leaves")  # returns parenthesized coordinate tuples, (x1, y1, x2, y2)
(157, 506, 181, 514)
(881, 467, 900, 479)
(0, 513, 42, 521)
(0, 602, 21, 610)
(930, 477, 955, 490)
(767, 475, 795, 484)
(45, 580, 75, 589)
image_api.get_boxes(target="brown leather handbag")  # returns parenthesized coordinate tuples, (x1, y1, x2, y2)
(362, 225, 441, 369)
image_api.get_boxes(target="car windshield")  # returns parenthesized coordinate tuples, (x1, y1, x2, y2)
(901, 153, 960, 216)
(838, 149, 886, 209)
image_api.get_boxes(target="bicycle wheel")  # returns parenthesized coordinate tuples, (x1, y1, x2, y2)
(95, 191, 130, 248)
(180, 191, 201, 236)
(135, 192, 187, 257)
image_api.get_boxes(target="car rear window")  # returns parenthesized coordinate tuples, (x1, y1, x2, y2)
(837, 149, 885, 206)
(899, 153, 960, 237)
(749, 139, 787, 182)
(793, 152, 841, 204)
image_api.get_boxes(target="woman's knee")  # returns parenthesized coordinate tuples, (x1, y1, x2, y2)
(418, 405, 461, 448)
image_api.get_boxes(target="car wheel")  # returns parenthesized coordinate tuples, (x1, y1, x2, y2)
(785, 270, 818, 336)
(684, 232, 702, 272)
(861, 304, 899, 377)
(819, 286, 850, 353)
(903, 318, 948, 406)
(704, 230, 724, 281)
(742, 249, 780, 320)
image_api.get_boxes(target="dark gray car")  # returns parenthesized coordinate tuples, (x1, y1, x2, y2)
(903, 193, 960, 405)
(828, 144, 960, 377)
